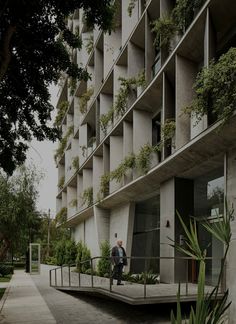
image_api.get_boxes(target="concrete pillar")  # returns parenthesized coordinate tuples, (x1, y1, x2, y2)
(67, 186, 77, 218)
(95, 48, 103, 94)
(104, 29, 122, 79)
(110, 136, 123, 193)
(123, 121, 133, 184)
(77, 174, 83, 211)
(100, 93, 113, 140)
(176, 55, 197, 148)
(79, 124, 88, 164)
(94, 206, 110, 254)
(93, 156, 103, 201)
(122, 0, 139, 46)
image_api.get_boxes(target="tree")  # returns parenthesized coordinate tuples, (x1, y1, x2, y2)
(0, 165, 42, 261)
(0, 0, 116, 175)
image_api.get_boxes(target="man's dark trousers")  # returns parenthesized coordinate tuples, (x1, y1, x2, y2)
(113, 263, 123, 284)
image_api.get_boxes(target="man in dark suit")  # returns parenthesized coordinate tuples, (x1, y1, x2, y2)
(111, 240, 127, 285)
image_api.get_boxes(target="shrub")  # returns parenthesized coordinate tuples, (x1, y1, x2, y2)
(131, 271, 159, 284)
(55, 240, 66, 266)
(0, 265, 14, 276)
(97, 240, 111, 277)
(76, 241, 91, 273)
(81, 187, 93, 207)
(45, 256, 57, 265)
(65, 240, 77, 265)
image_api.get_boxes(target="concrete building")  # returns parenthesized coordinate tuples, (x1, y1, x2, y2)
(55, 0, 236, 320)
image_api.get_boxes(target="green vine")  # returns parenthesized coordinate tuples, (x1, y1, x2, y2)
(81, 187, 93, 207)
(54, 101, 69, 127)
(161, 119, 176, 148)
(184, 47, 236, 126)
(110, 154, 136, 182)
(58, 176, 65, 189)
(68, 77, 77, 96)
(54, 126, 74, 162)
(69, 198, 77, 208)
(100, 107, 114, 135)
(72, 156, 80, 170)
(151, 15, 177, 51)
(88, 136, 96, 147)
(127, 0, 138, 16)
(79, 87, 94, 114)
(55, 207, 67, 224)
(80, 145, 87, 157)
(85, 34, 94, 54)
(99, 174, 110, 198)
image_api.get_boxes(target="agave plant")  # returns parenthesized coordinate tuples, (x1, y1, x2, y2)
(170, 201, 233, 323)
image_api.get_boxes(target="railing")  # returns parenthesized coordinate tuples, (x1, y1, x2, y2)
(49, 256, 226, 300)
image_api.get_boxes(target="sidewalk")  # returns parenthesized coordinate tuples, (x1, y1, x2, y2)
(0, 270, 56, 324)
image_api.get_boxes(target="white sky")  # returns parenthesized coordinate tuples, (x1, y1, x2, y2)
(26, 84, 59, 217)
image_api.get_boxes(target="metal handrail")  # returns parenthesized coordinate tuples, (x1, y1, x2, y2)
(49, 256, 226, 300)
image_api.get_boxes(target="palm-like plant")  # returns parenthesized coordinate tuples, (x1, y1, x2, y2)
(170, 201, 233, 323)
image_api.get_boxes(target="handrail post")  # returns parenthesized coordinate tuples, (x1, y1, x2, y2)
(49, 270, 52, 286)
(55, 269, 57, 286)
(78, 264, 81, 287)
(91, 259, 94, 288)
(144, 259, 147, 299)
(186, 259, 188, 295)
(68, 264, 71, 287)
(61, 266, 63, 287)
(109, 257, 113, 292)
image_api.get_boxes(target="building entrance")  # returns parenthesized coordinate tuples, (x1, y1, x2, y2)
(131, 196, 160, 274)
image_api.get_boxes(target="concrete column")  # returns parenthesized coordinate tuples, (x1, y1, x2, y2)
(93, 156, 103, 201)
(110, 136, 123, 193)
(67, 186, 77, 218)
(121, 0, 139, 46)
(73, 222, 85, 243)
(123, 121, 133, 184)
(77, 174, 83, 211)
(79, 124, 88, 164)
(226, 149, 236, 323)
(104, 29, 122, 79)
(109, 203, 135, 266)
(100, 93, 113, 140)
(145, 12, 156, 83)
(176, 55, 198, 148)
(94, 206, 110, 254)
(73, 97, 80, 132)
(95, 48, 103, 94)
(62, 191, 67, 210)
(160, 178, 175, 283)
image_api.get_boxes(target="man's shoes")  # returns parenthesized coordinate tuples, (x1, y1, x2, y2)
(117, 282, 124, 285)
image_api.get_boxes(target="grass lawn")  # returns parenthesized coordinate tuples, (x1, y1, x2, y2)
(0, 274, 12, 282)
(0, 288, 5, 300)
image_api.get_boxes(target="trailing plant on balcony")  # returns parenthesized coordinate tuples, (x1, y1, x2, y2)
(110, 153, 136, 182)
(100, 107, 114, 135)
(172, 0, 206, 33)
(100, 173, 110, 197)
(69, 198, 77, 208)
(170, 203, 233, 323)
(151, 15, 177, 51)
(184, 47, 236, 126)
(88, 136, 96, 148)
(55, 207, 67, 225)
(54, 101, 69, 127)
(81, 187, 93, 207)
(58, 176, 65, 189)
(80, 145, 87, 157)
(135, 143, 155, 175)
(68, 77, 77, 96)
(79, 87, 94, 114)
(54, 126, 74, 162)
(127, 0, 138, 17)
(72, 156, 80, 170)
(85, 34, 94, 54)
(161, 119, 176, 148)
(114, 71, 146, 118)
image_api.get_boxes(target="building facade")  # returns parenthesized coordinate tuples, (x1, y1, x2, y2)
(55, 0, 236, 321)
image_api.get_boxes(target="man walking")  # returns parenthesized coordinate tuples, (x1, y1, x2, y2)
(111, 240, 127, 285)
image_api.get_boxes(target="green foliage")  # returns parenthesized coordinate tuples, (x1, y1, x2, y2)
(172, 0, 205, 33)
(55, 240, 66, 266)
(68, 77, 77, 96)
(0, 165, 42, 261)
(99, 174, 110, 198)
(151, 15, 177, 50)
(88, 136, 96, 148)
(44, 256, 57, 265)
(81, 187, 93, 207)
(55, 207, 67, 225)
(127, 0, 138, 17)
(0, 265, 14, 277)
(69, 198, 77, 208)
(135, 144, 155, 175)
(54, 101, 69, 127)
(65, 240, 77, 265)
(100, 107, 114, 135)
(0, 1, 116, 175)
(54, 126, 74, 162)
(170, 203, 233, 323)
(85, 35, 94, 54)
(76, 241, 91, 273)
(131, 271, 159, 284)
(110, 153, 136, 182)
(79, 87, 94, 114)
(97, 241, 111, 277)
(58, 176, 65, 189)
(184, 47, 236, 126)
(72, 156, 80, 170)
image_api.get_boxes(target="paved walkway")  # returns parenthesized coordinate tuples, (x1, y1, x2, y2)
(0, 266, 173, 323)
(0, 270, 56, 324)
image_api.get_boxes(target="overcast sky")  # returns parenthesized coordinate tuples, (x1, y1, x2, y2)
(26, 84, 58, 217)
